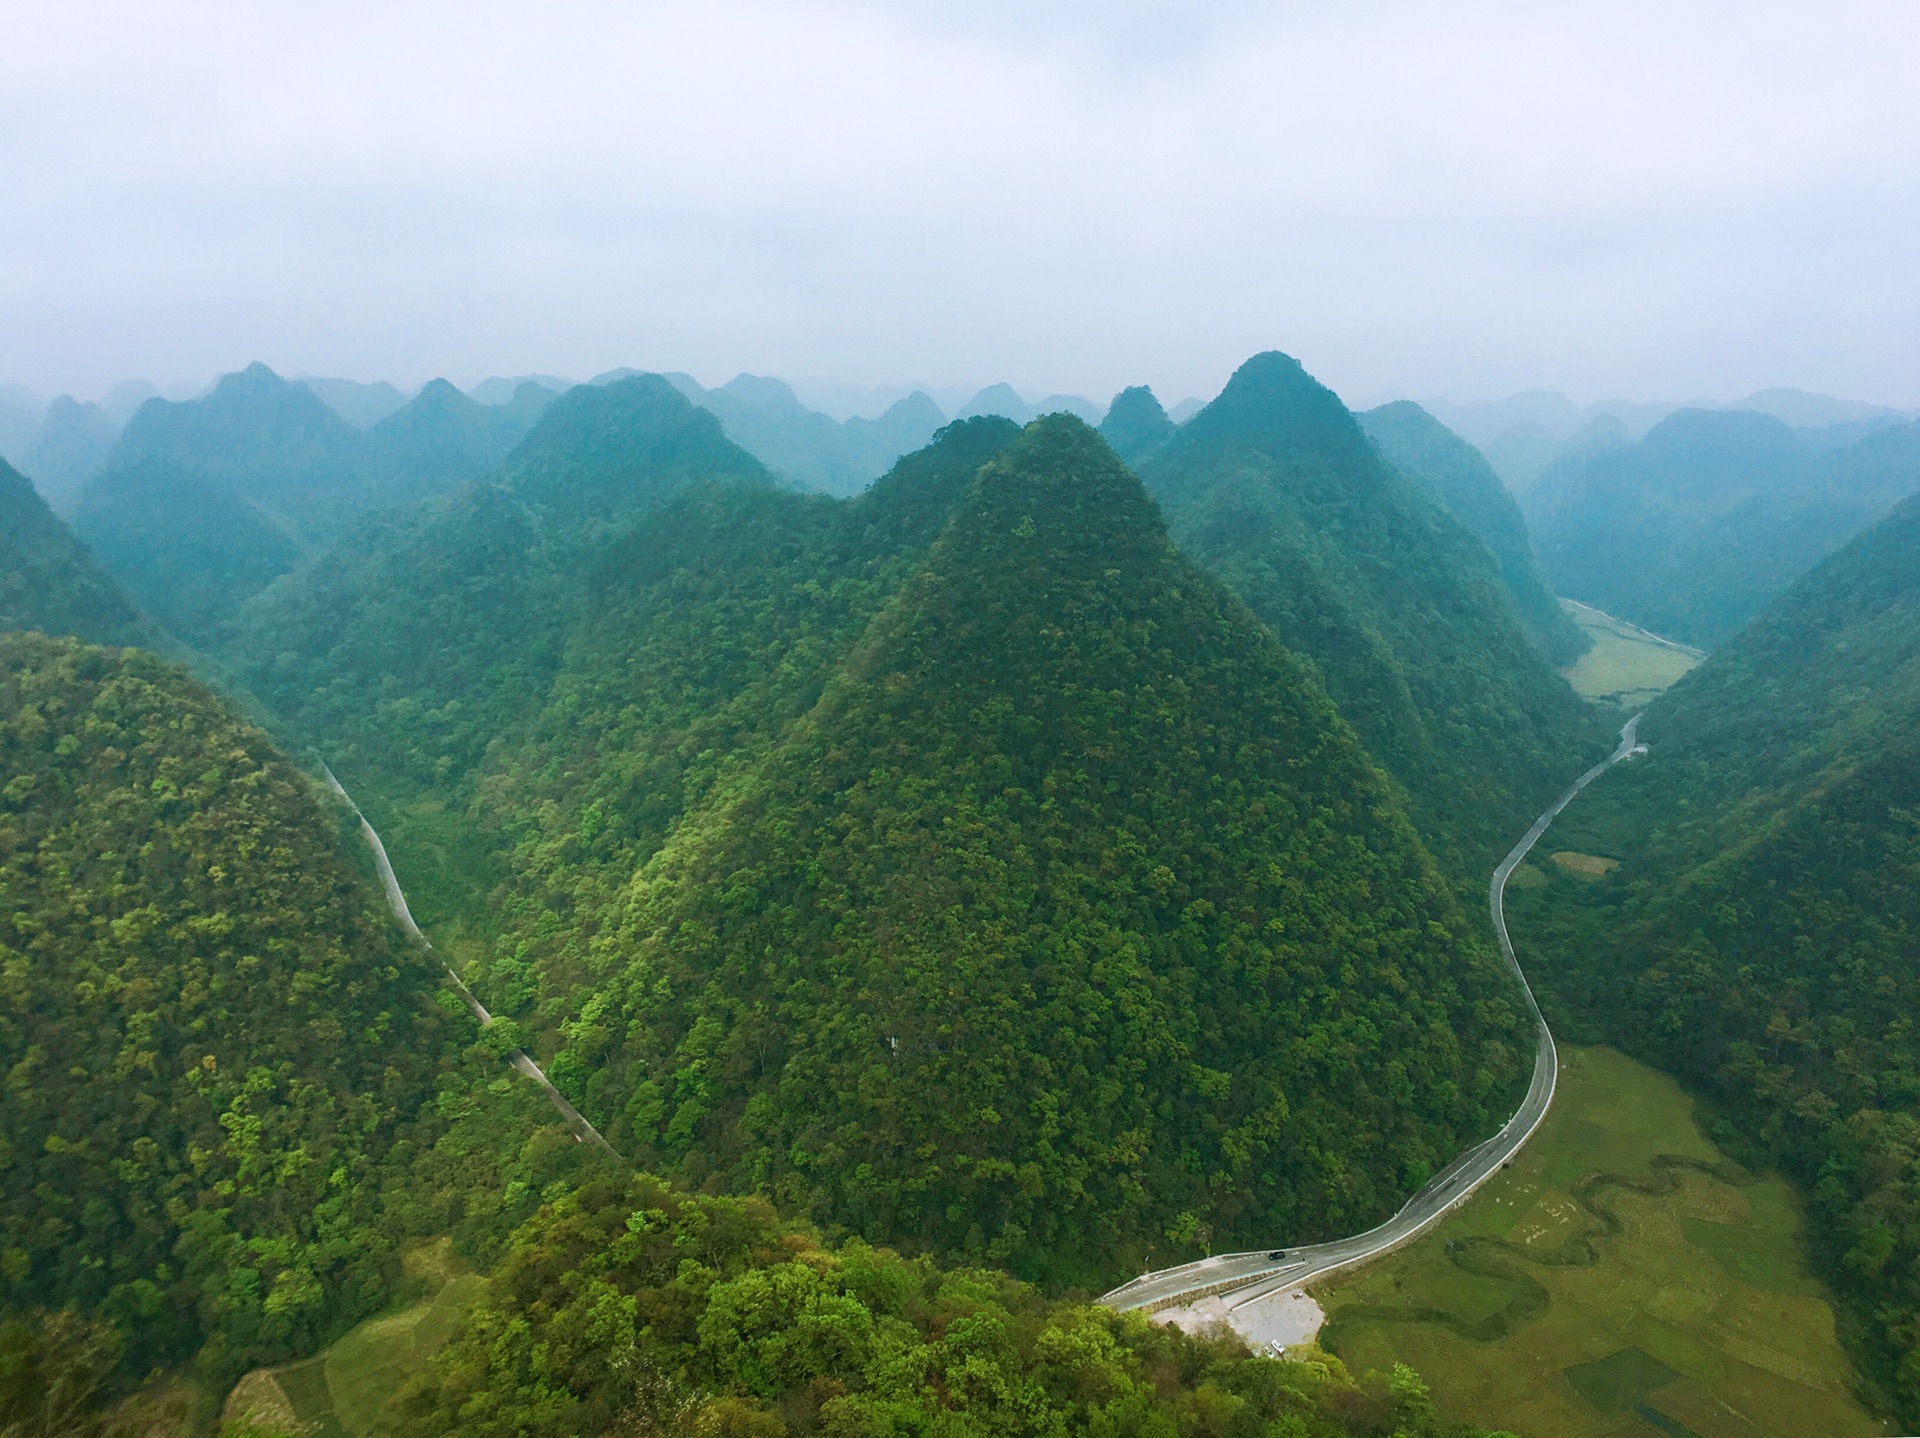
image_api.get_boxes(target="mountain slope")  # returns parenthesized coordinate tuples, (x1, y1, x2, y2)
(0, 632, 454, 1380)
(363, 377, 541, 506)
(1359, 400, 1588, 664)
(565, 416, 1530, 1286)
(1098, 384, 1175, 465)
(1510, 491, 1920, 1418)
(1139, 352, 1600, 878)
(71, 364, 568, 644)
(0, 458, 151, 647)
(1527, 408, 1920, 647)
(227, 376, 772, 771)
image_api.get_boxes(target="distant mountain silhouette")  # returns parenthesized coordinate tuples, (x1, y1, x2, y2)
(955, 383, 1102, 426)
(630, 369, 945, 496)
(22, 396, 121, 512)
(304, 375, 411, 428)
(1097, 384, 1175, 465)
(71, 362, 560, 642)
(1527, 407, 1920, 647)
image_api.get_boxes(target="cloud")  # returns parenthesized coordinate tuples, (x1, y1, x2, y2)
(3, 0, 1917, 406)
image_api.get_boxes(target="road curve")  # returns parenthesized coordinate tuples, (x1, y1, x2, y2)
(321, 765, 620, 1159)
(1100, 714, 1643, 1314)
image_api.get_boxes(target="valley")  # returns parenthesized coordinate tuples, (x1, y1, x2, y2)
(3, 352, 1915, 1438)
(1314, 1046, 1886, 1438)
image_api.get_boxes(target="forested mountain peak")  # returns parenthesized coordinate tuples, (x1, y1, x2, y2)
(1163, 349, 1375, 478)
(571, 413, 1531, 1285)
(1097, 383, 1175, 464)
(108, 360, 357, 478)
(500, 372, 772, 517)
(854, 414, 1021, 525)
(0, 458, 151, 648)
(1137, 350, 1599, 877)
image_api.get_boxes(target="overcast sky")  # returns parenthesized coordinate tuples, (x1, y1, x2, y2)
(5, 0, 1919, 411)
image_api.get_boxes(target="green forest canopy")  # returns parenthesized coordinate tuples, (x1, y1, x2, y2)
(1137, 352, 1603, 880)
(221, 409, 1535, 1291)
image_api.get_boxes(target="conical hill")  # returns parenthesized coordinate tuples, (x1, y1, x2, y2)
(1139, 351, 1600, 876)
(577, 415, 1532, 1285)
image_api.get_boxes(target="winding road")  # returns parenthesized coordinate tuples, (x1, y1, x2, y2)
(1099, 713, 1643, 1315)
(322, 766, 620, 1158)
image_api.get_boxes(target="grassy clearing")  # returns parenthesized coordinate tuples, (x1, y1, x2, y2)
(1311, 1045, 1890, 1438)
(1559, 599, 1702, 710)
(1551, 851, 1620, 881)
(223, 1239, 488, 1438)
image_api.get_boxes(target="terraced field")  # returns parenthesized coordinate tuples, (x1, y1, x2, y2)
(1312, 1046, 1890, 1438)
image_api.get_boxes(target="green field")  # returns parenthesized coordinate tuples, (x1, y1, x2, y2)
(1312, 1046, 1890, 1438)
(1558, 600, 1703, 710)
(223, 1239, 489, 1437)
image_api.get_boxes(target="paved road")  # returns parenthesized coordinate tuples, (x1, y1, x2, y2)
(1100, 714, 1643, 1314)
(322, 766, 620, 1158)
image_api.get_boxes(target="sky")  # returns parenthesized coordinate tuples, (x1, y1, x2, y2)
(4, 0, 1919, 412)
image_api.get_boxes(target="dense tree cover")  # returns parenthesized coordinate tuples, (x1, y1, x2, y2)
(224, 374, 788, 834)
(1525, 407, 1920, 648)
(220, 410, 1530, 1290)
(0, 459, 152, 648)
(396, 1172, 1502, 1438)
(526, 417, 1529, 1286)
(1505, 492, 1920, 1421)
(70, 363, 551, 642)
(1356, 402, 1587, 666)
(1136, 353, 1602, 879)
(0, 633, 598, 1400)
(1097, 385, 1176, 466)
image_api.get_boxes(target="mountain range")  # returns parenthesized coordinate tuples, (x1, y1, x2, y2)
(210, 373, 1550, 1289)
(29, 335, 1894, 1434)
(1524, 406, 1920, 647)
(1125, 353, 1602, 877)
(68, 363, 555, 643)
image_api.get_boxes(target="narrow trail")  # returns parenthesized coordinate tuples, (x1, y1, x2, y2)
(321, 765, 620, 1159)
(1100, 714, 1644, 1314)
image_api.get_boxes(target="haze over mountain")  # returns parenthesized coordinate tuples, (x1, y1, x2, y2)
(1526, 407, 1920, 647)
(1358, 400, 1587, 665)
(1513, 490, 1920, 1420)
(68, 362, 553, 643)
(647, 369, 945, 496)
(1133, 352, 1601, 878)
(0, 457, 152, 648)
(1429, 387, 1914, 496)
(207, 377, 1543, 1297)
(302, 375, 411, 428)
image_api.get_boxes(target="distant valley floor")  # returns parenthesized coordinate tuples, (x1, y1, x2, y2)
(1558, 600, 1704, 710)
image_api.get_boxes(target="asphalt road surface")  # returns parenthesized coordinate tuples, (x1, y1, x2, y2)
(323, 765, 620, 1158)
(1100, 714, 1644, 1314)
